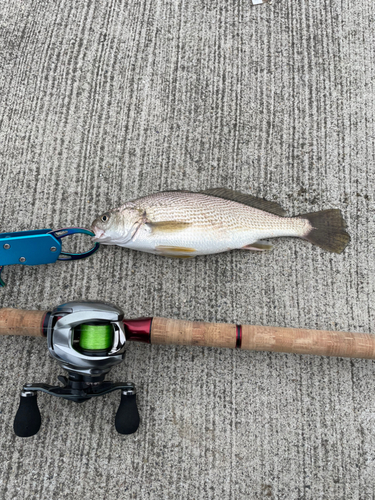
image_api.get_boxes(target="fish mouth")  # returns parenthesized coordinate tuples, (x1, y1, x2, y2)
(91, 226, 107, 242)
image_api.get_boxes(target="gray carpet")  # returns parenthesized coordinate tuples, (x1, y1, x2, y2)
(1, 0, 375, 498)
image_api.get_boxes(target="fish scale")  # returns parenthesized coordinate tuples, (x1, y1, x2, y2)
(132, 192, 306, 233)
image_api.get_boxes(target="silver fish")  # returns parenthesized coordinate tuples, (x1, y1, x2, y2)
(91, 189, 350, 257)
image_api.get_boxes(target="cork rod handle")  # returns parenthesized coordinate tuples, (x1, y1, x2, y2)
(0, 308, 47, 337)
(150, 317, 375, 360)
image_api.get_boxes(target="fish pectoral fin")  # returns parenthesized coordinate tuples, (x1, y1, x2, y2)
(147, 221, 191, 233)
(241, 241, 273, 252)
(155, 245, 196, 258)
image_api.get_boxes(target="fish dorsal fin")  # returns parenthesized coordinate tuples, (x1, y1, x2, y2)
(199, 188, 286, 217)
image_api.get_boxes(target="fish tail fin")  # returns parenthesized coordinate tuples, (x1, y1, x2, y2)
(297, 209, 350, 254)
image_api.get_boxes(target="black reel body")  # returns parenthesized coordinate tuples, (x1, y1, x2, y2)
(14, 301, 140, 437)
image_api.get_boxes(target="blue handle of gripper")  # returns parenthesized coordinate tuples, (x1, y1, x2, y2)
(0, 228, 100, 287)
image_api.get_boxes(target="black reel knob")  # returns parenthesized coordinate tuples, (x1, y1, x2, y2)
(115, 390, 140, 435)
(14, 391, 41, 437)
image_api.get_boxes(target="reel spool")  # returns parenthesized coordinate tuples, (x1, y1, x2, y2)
(79, 323, 114, 353)
(13, 301, 140, 437)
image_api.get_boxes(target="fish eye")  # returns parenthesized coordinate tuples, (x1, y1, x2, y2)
(101, 213, 110, 223)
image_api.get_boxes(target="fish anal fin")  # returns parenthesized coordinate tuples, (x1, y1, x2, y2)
(241, 242, 273, 252)
(199, 188, 286, 217)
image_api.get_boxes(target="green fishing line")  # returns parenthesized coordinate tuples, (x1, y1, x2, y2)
(79, 324, 113, 350)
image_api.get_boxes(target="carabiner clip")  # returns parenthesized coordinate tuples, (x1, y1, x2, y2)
(48, 228, 100, 261)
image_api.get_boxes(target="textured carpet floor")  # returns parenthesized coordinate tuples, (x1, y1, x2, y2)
(1, 0, 375, 498)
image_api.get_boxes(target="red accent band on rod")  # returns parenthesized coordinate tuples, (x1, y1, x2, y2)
(41, 311, 51, 337)
(123, 318, 152, 344)
(236, 325, 242, 348)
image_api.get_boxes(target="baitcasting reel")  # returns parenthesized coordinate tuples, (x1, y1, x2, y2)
(14, 301, 140, 437)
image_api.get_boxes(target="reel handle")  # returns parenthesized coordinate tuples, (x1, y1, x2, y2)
(0, 308, 47, 337)
(115, 391, 140, 435)
(14, 391, 41, 437)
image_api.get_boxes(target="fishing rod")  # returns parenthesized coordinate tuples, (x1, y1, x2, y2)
(1, 300, 374, 438)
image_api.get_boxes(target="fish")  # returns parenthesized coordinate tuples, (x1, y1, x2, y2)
(91, 188, 350, 258)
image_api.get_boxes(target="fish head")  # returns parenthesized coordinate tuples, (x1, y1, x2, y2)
(91, 204, 142, 245)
